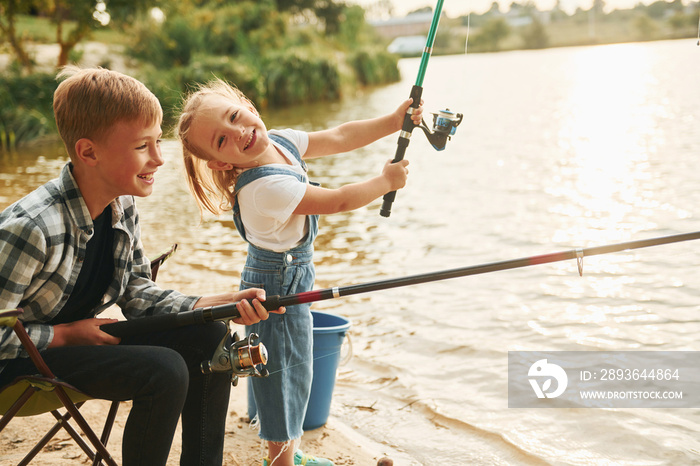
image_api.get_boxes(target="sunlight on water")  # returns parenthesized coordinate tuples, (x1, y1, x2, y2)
(552, 43, 659, 246)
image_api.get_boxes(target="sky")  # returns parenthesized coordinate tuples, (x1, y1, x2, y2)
(347, 0, 644, 16)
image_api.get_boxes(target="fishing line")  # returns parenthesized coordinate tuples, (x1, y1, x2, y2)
(465, 13, 471, 54)
(265, 349, 344, 377)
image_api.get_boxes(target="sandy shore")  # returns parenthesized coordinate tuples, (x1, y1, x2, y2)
(0, 384, 398, 466)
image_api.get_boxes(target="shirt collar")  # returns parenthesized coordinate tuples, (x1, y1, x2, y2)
(58, 163, 124, 231)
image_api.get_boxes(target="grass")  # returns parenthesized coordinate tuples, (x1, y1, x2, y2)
(13, 14, 128, 45)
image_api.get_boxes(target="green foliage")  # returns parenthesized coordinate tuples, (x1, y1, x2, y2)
(336, 5, 370, 47)
(1, 0, 399, 145)
(645, 0, 670, 19)
(520, 19, 549, 49)
(633, 13, 658, 41)
(179, 55, 266, 107)
(0, 72, 56, 150)
(471, 17, 510, 52)
(126, 0, 287, 68)
(348, 48, 400, 86)
(197, 1, 287, 58)
(262, 49, 341, 106)
(128, 14, 204, 68)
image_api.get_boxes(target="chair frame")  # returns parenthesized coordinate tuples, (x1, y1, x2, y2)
(0, 243, 177, 466)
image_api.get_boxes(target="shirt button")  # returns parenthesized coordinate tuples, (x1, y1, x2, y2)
(286, 254, 293, 262)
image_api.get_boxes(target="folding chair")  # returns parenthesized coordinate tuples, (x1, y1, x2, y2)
(0, 243, 178, 466)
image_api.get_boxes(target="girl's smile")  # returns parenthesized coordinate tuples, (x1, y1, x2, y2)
(244, 129, 256, 151)
(190, 95, 279, 169)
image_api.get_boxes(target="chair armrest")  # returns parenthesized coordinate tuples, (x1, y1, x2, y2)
(0, 308, 23, 328)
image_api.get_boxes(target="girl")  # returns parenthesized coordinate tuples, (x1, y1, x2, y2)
(177, 79, 422, 466)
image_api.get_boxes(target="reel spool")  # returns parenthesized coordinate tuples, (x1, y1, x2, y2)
(418, 108, 463, 151)
(201, 331, 269, 386)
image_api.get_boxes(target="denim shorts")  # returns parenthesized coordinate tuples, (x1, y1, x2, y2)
(242, 243, 315, 442)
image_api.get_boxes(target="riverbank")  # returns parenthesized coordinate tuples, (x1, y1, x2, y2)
(0, 382, 399, 465)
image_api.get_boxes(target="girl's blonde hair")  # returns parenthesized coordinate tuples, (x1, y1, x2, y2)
(176, 78, 257, 216)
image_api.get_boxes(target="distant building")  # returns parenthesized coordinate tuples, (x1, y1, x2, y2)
(503, 5, 551, 27)
(387, 36, 426, 55)
(369, 11, 436, 39)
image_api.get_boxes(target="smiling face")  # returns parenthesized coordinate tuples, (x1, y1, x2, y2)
(74, 118, 164, 216)
(187, 94, 273, 170)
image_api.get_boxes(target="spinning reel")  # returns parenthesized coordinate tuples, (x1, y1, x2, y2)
(201, 330, 269, 386)
(417, 108, 463, 151)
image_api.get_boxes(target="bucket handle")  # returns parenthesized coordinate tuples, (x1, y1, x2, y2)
(339, 332, 353, 366)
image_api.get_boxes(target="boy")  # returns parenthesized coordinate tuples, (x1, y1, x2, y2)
(0, 66, 284, 465)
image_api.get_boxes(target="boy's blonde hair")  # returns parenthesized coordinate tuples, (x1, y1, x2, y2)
(53, 66, 162, 159)
(177, 78, 257, 216)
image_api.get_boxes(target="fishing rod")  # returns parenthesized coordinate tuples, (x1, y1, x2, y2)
(380, 0, 463, 218)
(102, 230, 700, 338)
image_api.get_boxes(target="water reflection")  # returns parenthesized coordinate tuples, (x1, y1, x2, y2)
(552, 43, 661, 246)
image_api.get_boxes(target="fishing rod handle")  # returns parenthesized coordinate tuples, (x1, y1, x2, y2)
(100, 295, 283, 338)
(380, 85, 423, 218)
(204, 294, 281, 321)
(101, 312, 187, 338)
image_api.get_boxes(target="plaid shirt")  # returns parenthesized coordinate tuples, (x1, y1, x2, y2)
(0, 163, 198, 370)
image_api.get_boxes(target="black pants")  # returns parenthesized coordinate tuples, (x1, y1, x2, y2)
(0, 322, 232, 466)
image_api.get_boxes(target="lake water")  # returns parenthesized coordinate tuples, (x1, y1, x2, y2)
(2, 38, 700, 465)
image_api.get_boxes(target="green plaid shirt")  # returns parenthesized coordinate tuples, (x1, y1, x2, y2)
(0, 163, 198, 370)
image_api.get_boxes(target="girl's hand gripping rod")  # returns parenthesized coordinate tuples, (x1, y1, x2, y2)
(381, 0, 452, 218)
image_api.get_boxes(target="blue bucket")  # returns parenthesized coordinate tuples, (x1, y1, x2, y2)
(303, 311, 351, 431)
(246, 311, 351, 431)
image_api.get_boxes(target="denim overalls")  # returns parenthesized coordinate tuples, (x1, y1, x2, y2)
(235, 133, 319, 442)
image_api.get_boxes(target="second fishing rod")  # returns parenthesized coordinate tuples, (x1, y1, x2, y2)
(380, 0, 463, 218)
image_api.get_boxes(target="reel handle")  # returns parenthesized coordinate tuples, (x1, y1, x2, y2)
(380, 85, 423, 218)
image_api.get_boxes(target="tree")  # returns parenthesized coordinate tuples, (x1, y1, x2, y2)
(521, 17, 549, 49)
(274, 0, 317, 12)
(472, 17, 510, 52)
(37, 0, 156, 68)
(0, 0, 34, 72)
(634, 12, 657, 39)
(315, 0, 346, 35)
(271, 0, 346, 35)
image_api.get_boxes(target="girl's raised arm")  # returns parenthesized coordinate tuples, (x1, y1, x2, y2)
(304, 98, 423, 159)
(293, 159, 409, 215)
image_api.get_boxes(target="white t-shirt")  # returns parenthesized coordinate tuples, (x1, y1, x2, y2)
(237, 129, 310, 252)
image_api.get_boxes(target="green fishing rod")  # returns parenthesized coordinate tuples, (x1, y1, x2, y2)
(380, 0, 456, 218)
(102, 230, 700, 338)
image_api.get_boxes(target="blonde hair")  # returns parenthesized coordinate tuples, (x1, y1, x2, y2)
(176, 78, 257, 216)
(53, 66, 162, 159)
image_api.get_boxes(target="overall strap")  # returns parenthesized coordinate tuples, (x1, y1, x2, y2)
(269, 133, 307, 170)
